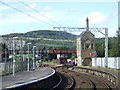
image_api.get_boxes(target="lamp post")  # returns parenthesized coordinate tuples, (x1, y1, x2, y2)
(13, 37, 18, 76)
(27, 43, 31, 72)
(33, 46, 36, 70)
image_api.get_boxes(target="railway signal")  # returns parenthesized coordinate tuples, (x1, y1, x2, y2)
(88, 53, 95, 55)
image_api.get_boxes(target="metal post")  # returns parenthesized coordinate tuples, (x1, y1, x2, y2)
(105, 28, 108, 68)
(13, 38, 15, 76)
(33, 46, 36, 70)
(12, 37, 18, 76)
(27, 43, 31, 71)
(27, 44, 29, 71)
(20, 37, 23, 61)
(5, 45, 7, 62)
(20, 37, 24, 70)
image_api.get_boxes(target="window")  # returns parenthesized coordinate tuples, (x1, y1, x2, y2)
(85, 44, 90, 49)
(82, 44, 84, 49)
(91, 44, 93, 49)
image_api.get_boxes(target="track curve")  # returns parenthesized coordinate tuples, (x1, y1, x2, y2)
(53, 65, 115, 90)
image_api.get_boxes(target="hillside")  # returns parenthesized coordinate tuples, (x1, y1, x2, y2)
(1, 30, 119, 57)
(2, 30, 76, 39)
(2, 30, 115, 50)
(2, 30, 77, 49)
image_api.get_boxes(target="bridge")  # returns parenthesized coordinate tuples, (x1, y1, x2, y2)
(0, 49, 76, 54)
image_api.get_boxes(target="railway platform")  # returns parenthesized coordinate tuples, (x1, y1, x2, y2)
(0, 67, 54, 89)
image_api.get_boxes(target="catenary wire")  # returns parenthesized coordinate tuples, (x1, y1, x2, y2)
(0, 1, 75, 46)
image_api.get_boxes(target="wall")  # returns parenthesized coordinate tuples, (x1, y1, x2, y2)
(92, 57, 120, 69)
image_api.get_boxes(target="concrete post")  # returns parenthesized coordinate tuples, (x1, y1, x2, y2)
(105, 28, 108, 68)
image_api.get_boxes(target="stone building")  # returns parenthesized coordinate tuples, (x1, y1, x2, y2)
(77, 17, 95, 66)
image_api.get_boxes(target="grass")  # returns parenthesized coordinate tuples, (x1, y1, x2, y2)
(36, 43, 63, 47)
(42, 59, 59, 66)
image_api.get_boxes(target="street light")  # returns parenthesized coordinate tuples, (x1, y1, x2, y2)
(13, 36, 18, 76)
(33, 46, 36, 70)
(27, 43, 31, 72)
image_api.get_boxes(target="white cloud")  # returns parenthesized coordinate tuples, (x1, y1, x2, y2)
(68, 8, 80, 12)
(43, 5, 52, 12)
(5, 13, 48, 24)
(25, 3, 37, 11)
(0, 12, 61, 25)
(29, 4, 37, 8)
(2, 0, 119, 2)
(0, 13, 7, 18)
(0, 6, 10, 11)
(79, 11, 107, 26)
(108, 10, 118, 20)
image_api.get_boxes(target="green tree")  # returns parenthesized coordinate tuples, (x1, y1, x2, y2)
(95, 41, 105, 57)
(117, 30, 120, 56)
(108, 37, 118, 57)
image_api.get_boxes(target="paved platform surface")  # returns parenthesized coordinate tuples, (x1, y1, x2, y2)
(0, 67, 54, 89)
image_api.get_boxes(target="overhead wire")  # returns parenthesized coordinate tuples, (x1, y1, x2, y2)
(17, 0, 75, 46)
(0, 1, 75, 48)
(0, 0, 54, 27)
(17, 0, 62, 27)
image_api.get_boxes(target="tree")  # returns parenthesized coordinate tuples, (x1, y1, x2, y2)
(108, 37, 118, 57)
(95, 41, 105, 57)
(0, 43, 9, 62)
(117, 29, 120, 56)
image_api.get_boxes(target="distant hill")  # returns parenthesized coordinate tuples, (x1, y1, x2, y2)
(2, 30, 77, 40)
(2, 30, 77, 49)
(1, 30, 114, 50)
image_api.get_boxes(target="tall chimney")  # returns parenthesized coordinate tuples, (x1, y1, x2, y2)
(86, 17, 89, 31)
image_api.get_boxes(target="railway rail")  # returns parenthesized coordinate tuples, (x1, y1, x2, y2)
(52, 65, 116, 89)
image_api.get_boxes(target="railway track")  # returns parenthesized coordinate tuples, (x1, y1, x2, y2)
(51, 72, 74, 90)
(53, 65, 115, 90)
(7, 65, 116, 89)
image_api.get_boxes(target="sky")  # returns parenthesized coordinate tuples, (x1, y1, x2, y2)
(0, 0, 119, 38)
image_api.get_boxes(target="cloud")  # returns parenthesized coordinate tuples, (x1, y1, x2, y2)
(0, 12, 61, 26)
(68, 8, 80, 12)
(25, 3, 37, 11)
(79, 11, 107, 26)
(2, 0, 119, 2)
(108, 10, 118, 20)
(43, 5, 52, 12)
(0, 14, 7, 18)
(29, 4, 37, 8)
(0, 6, 10, 11)
(8, 13, 49, 23)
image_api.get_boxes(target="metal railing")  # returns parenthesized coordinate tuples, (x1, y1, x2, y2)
(0, 60, 33, 76)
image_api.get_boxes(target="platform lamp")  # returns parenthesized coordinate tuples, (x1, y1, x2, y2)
(13, 36, 18, 76)
(27, 43, 31, 72)
(33, 46, 36, 70)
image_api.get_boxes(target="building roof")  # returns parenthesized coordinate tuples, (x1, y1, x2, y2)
(78, 31, 94, 38)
